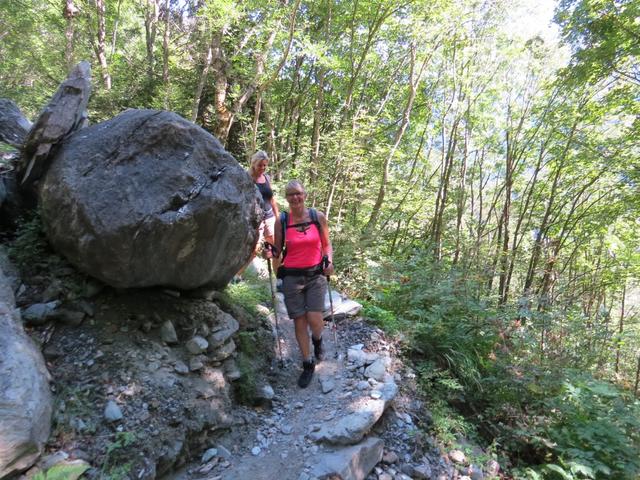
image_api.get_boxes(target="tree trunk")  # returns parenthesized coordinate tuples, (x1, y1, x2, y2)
(523, 120, 578, 294)
(63, 0, 78, 70)
(615, 278, 627, 373)
(95, 0, 111, 90)
(162, 0, 171, 108)
(192, 32, 216, 123)
(144, 0, 160, 80)
(364, 44, 427, 235)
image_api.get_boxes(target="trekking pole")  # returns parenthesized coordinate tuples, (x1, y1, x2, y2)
(323, 256, 339, 359)
(266, 245, 284, 368)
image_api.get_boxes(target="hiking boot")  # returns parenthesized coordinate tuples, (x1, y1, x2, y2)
(312, 336, 323, 362)
(297, 360, 315, 388)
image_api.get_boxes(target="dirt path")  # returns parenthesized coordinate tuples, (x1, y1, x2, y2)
(169, 289, 357, 480)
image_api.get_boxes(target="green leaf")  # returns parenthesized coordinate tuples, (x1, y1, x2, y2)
(543, 463, 573, 479)
(33, 462, 90, 480)
(568, 462, 595, 479)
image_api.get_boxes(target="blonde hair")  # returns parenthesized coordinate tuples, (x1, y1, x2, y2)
(249, 150, 269, 176)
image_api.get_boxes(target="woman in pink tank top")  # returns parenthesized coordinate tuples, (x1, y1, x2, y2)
(269, 180, 334, 388)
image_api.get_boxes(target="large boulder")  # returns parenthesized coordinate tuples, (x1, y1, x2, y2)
(39, 109, 261, 290)
(0, 267, 52, 478)
(0, 98, 32, 148)
(18, 61, 91, 188)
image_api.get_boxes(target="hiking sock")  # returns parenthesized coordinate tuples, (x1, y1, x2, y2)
(312, 336, 323, 362)
(297, 359, 315, 388)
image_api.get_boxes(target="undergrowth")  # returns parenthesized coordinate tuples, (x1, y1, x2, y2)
(224, 270, 273, 404)
(342, 249, 640, 479)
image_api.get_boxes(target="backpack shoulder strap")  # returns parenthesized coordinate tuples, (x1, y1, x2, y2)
(280, 211, 288, 259)
(309, 208, 322, 237)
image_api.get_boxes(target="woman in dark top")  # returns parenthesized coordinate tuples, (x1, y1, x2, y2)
(249, 150, 279, 246)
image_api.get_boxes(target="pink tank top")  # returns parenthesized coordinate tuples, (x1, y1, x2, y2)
(282, 215, 323, 269)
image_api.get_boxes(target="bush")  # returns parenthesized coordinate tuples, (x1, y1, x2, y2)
(515, 374, 640, 479)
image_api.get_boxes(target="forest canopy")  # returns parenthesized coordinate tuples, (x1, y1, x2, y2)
(1, 0, 639, 478)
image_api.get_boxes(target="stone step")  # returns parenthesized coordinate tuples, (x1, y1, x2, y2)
(308, 437, 384, 480)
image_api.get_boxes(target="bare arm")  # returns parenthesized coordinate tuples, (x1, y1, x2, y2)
(318, 211, 334, 275)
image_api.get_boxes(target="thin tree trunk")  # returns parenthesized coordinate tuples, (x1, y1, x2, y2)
(63, 0, 78, 70)
(192, 33, 215, 123)
(162, 0, 170, 108)
(110, 0, 122, 59)
(144, 0, 160, 80)
(524, 120, 578, 293)
(499, 129, 514, 304)
(95, 0, 111, 90)
(634, 355, 640, 396)
(364, 44, 428, 235)
(615, 278, 627, 373)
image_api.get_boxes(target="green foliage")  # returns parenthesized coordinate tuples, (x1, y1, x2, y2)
(32, 462, 89, 480)
(7, 212, 49, 269)
(100, 431, 137, 479)
(222, 278, 270, 317)
(362, 301, 401, 332)
(234, 330, 273, 404)
(529, 375, 640, 479)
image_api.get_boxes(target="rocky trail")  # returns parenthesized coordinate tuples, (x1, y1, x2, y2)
(169, 271, 463, 480)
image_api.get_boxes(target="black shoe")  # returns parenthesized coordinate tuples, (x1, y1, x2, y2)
(297, 360, 315, 388)
(312, 336, 323, 362)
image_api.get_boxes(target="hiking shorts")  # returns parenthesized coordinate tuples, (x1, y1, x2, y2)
(282, 273, 327, 319)
(258, 215, 276, 244)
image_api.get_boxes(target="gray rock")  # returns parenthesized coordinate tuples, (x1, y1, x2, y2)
(382, 450, 399, 464)
(0, 268, 52, 479)
(21, 301, 59, 325)
(216, 445, 232, 460)
(364, 359, 386, 381)
(412, 463, 432, 479)
(174, 361, 189, 375)
(207, 306, 240, 348)
(104, 400, 123, 422)
(347, 348, 378, 367)
(0, 98, 31, 149)
(323, 289, 363, 320)
(50, 308, 85, 326)
(161, 320, 178, 344)
(449, 449, 466, 464)
(251, 446, 261, 456)
(309, 437, 383, 480)
(259, 384, 275, 400)
(19, 62, 91, 187)
(0, 247, 20, 293)
(309, 402, 384, 445)
(356, 380, 370, 391)
(39, 109, 261, 289)
(189, 356, 205, 371)
(201, 448, 217, 463)
(222, 358, 241, 381)
(319, 376, 335, 394)
(209, 339, 236, 362)
(186, 335, 208, 355)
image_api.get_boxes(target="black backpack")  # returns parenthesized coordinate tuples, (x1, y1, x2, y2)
(279, 208, 322, 260)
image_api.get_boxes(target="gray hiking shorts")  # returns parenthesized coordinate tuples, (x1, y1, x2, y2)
(282, 273, 327, 319)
